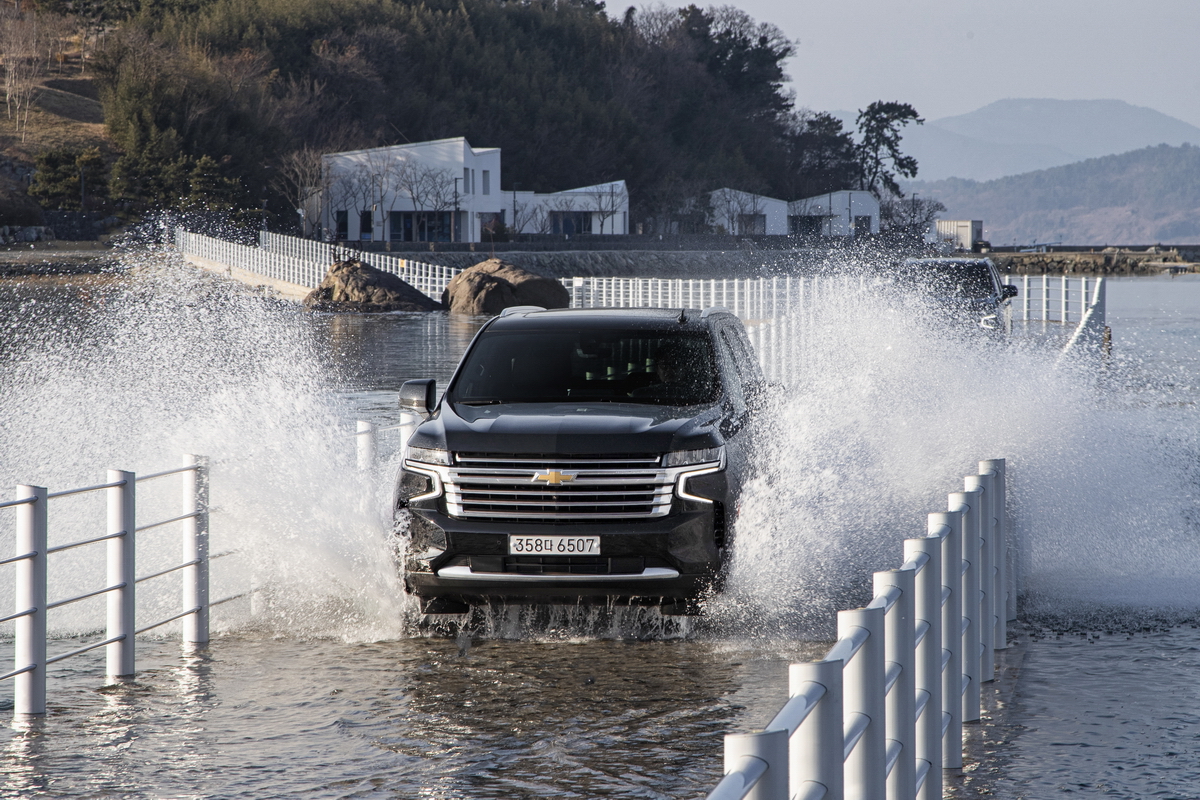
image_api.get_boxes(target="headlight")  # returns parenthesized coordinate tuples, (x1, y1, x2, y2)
(406, 446, 451, 465)
(663, 446, 724, 467)
(979, 314, 999, 329)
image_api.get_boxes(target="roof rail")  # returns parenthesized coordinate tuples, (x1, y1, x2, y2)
(499, 305, 547, 317)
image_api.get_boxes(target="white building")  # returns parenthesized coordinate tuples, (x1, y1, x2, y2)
(708, 188, 788, 235)
(788, 190, 880, 238)
(935, 220, 984, 250)
(507, 181, 630, 236)
(312, 137, 629, 243)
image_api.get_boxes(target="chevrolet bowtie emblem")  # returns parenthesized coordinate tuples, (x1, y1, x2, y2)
(532, 469, 578, 485)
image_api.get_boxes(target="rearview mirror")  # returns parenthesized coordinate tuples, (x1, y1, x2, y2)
(1002, 284, 1019, 299)
(399, 379, 437, 415)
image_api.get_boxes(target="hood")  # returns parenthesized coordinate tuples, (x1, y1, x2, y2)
(408, 401, 723, 455)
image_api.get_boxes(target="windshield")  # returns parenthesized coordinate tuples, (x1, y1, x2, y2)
(896, 261, 996, 299)
(448, 328, 720, 406)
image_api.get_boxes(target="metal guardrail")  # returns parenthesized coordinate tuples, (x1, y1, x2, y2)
(706, 459, 1011, 800)
(0, 454, 225, 718)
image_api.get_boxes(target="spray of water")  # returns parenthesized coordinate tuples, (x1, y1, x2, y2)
(0, 249, 408, 642)
(715, 264, 1200, 637)
(2, 251, 1195, 644)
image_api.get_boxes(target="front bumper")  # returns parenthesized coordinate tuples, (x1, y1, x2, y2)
(400, 482, 726, 604)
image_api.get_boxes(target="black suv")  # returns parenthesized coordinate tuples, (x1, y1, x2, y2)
(394, 306, 762, 615)
(896, 257, 1018, 335)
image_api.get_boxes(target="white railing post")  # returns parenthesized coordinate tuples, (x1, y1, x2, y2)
(182, 454, 210, 646)
(790, 660, 844, 800)
(875, 567, 916, 800)
(840, 606, 886, 800)
(931, 509, 963, 769)
(357, 421, 377, 471)
(905, 535, 942, 800)
(980, 459, 1009, 645)
(107, 469, 136, 679)
(14, 484, 47, 717)
(964, 473, 995, 682)
(980, 458, 1014, 627)
(951, 488, 982, 722)
(722, 729, 789, 800)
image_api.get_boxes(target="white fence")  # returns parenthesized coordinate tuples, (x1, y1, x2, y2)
(174, 231, 1107, 368)
(0, 455, 228, 719)
(256, 231, 461, 300)
(708, 459, 1011, 800)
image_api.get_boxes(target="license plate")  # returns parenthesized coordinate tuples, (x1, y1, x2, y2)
(508, 535, 601, 555)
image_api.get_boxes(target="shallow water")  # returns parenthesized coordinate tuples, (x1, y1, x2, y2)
(0, 260, 1198, 798)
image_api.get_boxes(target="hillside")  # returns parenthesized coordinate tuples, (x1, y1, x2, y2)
(901, 99, 1200, 181)
(910, 144, 1200, 245)
(0, 76, 112, 226)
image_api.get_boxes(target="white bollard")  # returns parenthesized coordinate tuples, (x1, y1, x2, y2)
(980, 458, 1013, 634)
(790, 660, 844, 800)
(875, 568, 916, 800)
(931, 510, 963, 769)
(107, 470, 136, 679)
(965, 473, 996, 682)
(905, 535, 943, 800)
(357, 421, 377, 471)
(723, 728, 789, 800)
(951, 488, 982, 723)
(182, 455, 210, 646)
(14, 485, 47, 717)
(840, 606, 887, 800)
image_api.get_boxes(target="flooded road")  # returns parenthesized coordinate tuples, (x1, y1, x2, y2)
(1, 259, 1198, 798)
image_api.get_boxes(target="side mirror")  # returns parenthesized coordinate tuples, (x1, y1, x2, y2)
(1002, 284, 1019, 299)
(399, 379, 437, 415)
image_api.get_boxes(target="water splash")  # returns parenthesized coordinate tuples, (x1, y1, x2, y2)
(715, 268, 1200, 637)
(0, 250, 406, 642)
(2, 254, 1196, 645)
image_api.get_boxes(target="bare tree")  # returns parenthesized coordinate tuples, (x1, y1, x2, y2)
(1, 5, 44, 141)
(710, 188, 765, 235)
(272, 147, 332, 236)
(582, 183, 625, 234)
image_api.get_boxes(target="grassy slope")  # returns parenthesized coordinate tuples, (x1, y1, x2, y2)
(0, 76, 112, 226)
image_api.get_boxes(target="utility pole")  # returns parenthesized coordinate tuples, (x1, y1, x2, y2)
(512, 182, 520, 237)
(453, 176, 461, 243)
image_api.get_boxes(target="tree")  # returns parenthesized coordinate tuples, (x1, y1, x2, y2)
(582, 182, 625, 234)
(272, 146, 331, 236)
(880, 195, 946, 236)
(28, 146, 109, 210)
(856, 101, 923, 199)
(1, 4, 45, 141)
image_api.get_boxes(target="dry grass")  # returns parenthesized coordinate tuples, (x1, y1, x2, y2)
(0, 75, 112, 162)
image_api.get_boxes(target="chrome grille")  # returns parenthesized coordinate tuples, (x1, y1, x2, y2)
(445, 453, 673, 521)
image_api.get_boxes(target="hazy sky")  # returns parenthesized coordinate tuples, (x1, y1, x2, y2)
(726, 0, 1200, 127)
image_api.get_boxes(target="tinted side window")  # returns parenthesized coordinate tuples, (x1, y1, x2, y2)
(715, 328, 748, 416)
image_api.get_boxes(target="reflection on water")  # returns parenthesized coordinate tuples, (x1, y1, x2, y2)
(0, 636, 823, 799)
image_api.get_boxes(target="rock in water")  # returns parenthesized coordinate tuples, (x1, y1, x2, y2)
(303, 259, 446, 312)
(441, 258, 570, 315)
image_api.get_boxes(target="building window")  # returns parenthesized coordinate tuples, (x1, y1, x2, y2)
(359, 209, 373, 241)
(463, 168, 470, 194)
(335, 210, 348, 241)
(471, 169, 476, 195)
(737, 214, 766, 235)
(389, 211, 452, 242)
(482, 170, 490, 196)
(549, 211, 593, 235)
(789, 215, 824, 236)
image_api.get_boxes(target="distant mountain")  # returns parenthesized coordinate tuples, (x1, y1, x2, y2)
(900, 99, 1200, 181)
(909, 144, 1200, 245)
